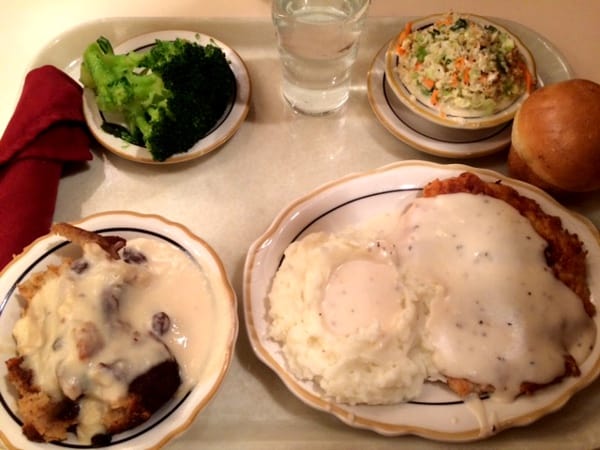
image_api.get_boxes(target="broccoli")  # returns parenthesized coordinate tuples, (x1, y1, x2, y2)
(80, 35, 236, 162)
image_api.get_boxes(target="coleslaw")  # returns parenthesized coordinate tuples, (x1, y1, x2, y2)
(394, 13, 533, 117)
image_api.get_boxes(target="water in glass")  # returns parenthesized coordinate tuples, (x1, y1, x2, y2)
(273, 0, 370, 115)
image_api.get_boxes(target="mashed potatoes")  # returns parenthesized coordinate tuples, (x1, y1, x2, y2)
(267, 228, 441, 405)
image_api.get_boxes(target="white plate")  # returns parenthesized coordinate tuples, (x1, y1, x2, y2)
(367, 19, 573, 159)
(243, 160, 600, 442)
(0, 211, 239, 449)
(81, 30, 251, 164)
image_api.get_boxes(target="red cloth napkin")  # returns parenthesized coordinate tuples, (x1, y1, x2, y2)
(0, 65, 92, 269)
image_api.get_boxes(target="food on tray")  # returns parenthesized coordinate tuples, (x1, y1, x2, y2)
(267, 172, 596, 405)
(5, 223, 213, 444)
(80, 35, 236, 162)
(420, 173, 595, 399)
(392, 12, 534, 116)
(508, 79, 600, 193)
(268, 230, 438, 405)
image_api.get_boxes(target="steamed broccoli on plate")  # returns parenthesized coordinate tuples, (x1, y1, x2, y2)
(80, 35, 236, 162)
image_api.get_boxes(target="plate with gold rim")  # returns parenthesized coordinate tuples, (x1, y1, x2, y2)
(0, 211, 238, 449)
(80, 30, 251, 165)
(367, 19, 573, 159)
(243, 160, 600, 441)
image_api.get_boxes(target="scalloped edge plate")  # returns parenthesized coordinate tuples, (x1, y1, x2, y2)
(80, 30, 251, 164)
(243, 160, 600, 442)
(0, 211, 238, 450)
(367, 18, 573, 159)
(385, 14, 537, 128)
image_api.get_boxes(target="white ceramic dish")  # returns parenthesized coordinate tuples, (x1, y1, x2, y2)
(384, 14, 536, 135)
(369, 42, 511, 157)
(243, 160, 600, 442)
(367, 19, 572, 158)
(0, 211, 238, 450)
(80, 30, 251, 164)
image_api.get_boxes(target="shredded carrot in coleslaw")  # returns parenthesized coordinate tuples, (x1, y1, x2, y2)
(394, 12, 534, 115)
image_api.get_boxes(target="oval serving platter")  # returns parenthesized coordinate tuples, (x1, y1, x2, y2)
(80, 30, 251, 165)
(0, 211, 239, 450)
(243, 160, 600, 442)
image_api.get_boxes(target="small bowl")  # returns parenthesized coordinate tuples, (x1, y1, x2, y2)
(0, 212, 238, 449)
(384, 13, 537, 142)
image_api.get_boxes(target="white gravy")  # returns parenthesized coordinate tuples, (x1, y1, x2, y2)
(388, 193, 596, 400)
(12, 237, 214, 441)
(322, 259, 400, 335)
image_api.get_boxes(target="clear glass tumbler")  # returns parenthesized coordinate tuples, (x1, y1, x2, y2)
(272, 0, 370, 115)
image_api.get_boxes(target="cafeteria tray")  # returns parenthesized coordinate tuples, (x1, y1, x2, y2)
(3, 16, 600, 450)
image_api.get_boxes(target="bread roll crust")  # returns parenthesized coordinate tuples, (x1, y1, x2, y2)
(509, 79, 600, 192)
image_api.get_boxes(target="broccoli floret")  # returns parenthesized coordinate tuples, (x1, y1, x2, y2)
(80, 35, 236, 161)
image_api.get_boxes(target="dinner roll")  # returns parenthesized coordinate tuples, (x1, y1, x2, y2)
(508, 79, 600, 193)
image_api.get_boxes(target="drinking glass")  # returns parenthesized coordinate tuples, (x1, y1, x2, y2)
(272, 0, 371, 115)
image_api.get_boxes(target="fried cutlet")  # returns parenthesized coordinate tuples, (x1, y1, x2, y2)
(422, 172, 594, 397)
